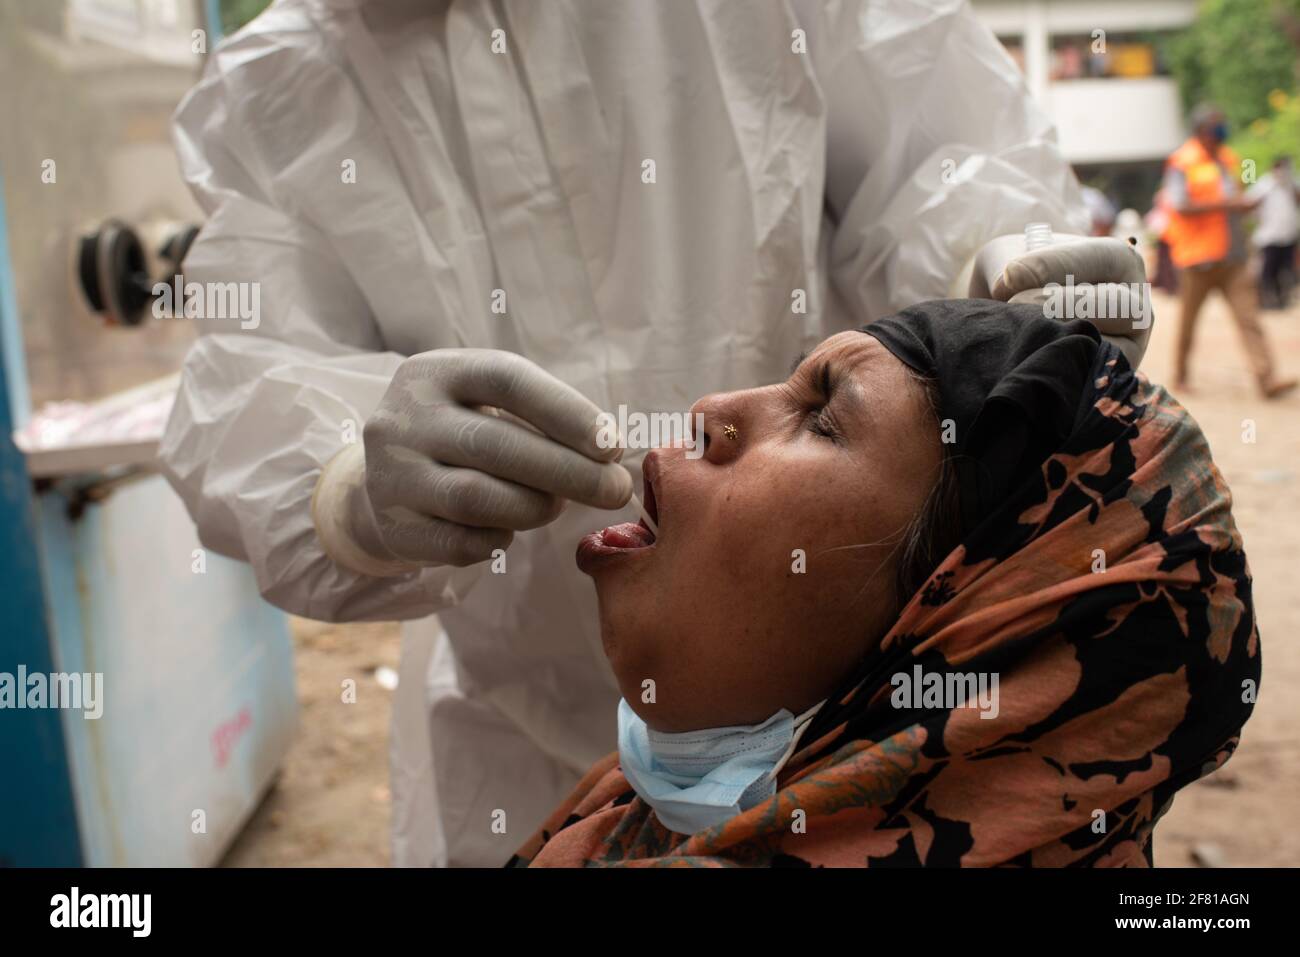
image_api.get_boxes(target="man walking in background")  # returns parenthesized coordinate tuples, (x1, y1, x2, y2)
(1165, 105, 1296, 398)
(1248, 155, 1299, 310)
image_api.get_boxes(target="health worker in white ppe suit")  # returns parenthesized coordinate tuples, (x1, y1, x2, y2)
(160, 0, 1152, 866)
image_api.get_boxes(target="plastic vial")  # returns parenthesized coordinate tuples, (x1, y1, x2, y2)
(1024, 222, 1054, 251)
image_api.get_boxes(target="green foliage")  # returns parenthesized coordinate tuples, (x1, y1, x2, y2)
(220, 0, 272, 34)
(1162, 0, 1300, 131)
(1230, 90, 1300, 176)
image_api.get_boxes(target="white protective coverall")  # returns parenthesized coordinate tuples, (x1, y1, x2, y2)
(160, 0, 1089, 866)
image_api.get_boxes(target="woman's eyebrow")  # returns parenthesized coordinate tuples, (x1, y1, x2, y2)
(792, 354, 848, 409)
(819, 360, 834, 400)
(789, 350, 808, 376)
(823, 359, 870, 421)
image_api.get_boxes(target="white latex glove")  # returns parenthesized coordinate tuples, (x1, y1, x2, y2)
(312, 349, 632, 576)
(968, 234, 1153, 370)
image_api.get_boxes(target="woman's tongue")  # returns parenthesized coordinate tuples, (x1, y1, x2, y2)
(602, 521, 655, 549)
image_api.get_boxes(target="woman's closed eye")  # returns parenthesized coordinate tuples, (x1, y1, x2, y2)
(805, 360, 842, 441)
(807, 405, 839, 440)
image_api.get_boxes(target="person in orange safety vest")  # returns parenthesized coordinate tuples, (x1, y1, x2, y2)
(1163, 104, 1295, 398)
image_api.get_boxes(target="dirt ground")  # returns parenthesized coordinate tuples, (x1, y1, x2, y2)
(223, 287, 1299, 869)
(221, 619, 401, 866)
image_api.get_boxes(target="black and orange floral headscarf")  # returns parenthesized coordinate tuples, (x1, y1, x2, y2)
(512, 302, 1260, 867)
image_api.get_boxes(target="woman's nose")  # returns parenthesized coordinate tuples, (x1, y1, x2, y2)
(687, 392, 746, 465)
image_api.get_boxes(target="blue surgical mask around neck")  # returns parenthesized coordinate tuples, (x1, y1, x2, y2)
(616, 697, 826, 836)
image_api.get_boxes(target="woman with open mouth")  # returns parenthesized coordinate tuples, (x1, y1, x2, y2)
(511, 298, 1260, 868)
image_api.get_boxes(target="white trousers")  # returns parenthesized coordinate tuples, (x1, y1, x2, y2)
(388, 617, 585, 867)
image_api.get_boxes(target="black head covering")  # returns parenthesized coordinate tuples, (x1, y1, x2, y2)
(863, 299, 1112, 540)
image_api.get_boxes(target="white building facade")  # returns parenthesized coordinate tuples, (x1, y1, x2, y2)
(971, 0, 1199, 208)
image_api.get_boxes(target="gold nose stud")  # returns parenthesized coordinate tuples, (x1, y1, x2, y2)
(723, 424, 739, 440)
